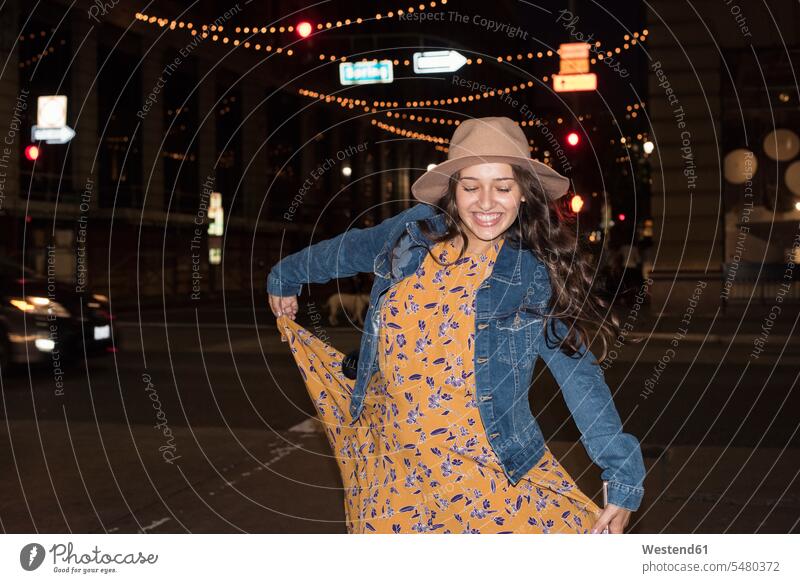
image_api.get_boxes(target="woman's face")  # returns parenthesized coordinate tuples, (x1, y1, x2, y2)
(453, 163, 523, 248)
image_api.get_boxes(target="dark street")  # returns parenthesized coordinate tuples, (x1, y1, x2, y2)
(1, 300, 797, 533)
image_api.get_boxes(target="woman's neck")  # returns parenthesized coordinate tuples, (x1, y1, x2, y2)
(457, 234, 504, 256)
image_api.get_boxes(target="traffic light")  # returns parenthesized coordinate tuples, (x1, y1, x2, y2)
(25, 144, 39, 161)
(296, 21, 313, 38)
(566, 131, 580, 147)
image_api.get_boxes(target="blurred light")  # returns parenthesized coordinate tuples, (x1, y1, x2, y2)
(25, 144, 39, 161)
(643, 140, 654, 154)
(341, 164, 352, 177)
(795, 201, 800, 211)
(566, 131, 580, 147)
(10, 297, 70, 317)
(618, 213, 626, 221)
(297, 21, 313, 38)
(570, 194, 585, 213)
(427, 163, 437, 171)
(35, 338, 55, 352)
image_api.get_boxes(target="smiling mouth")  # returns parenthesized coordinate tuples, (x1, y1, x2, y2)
(472, 212, 503, 226)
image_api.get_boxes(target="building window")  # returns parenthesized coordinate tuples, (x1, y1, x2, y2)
(215, 78, 242, 216)
(721, 47, 800, 265)
(97, 27, 143, 209)
(163, 58, 199, 214)
(265, 90, 301, 220)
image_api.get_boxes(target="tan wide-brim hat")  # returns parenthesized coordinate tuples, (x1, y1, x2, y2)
(411, 116, 571, 203)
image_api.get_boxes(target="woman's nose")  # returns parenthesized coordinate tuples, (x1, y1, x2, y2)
(478, 188, 497, 207)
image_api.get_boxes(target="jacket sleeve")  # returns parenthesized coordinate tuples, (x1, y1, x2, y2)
(534, 265, 646, 511)
(266, 204, 424, 297)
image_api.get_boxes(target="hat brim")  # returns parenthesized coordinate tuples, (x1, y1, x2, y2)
(411, 155, 570, 204)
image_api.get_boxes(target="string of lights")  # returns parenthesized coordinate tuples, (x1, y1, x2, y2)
(18, 39, 67, 69)
(300, 79, 542, 110)
(135, 0, 451, 47)
(298, 86, 645, 130)
(133, 10, 647, 70)
(17, 28, 56, 41)
(233, 0, 452, 36)
(367, 108, 652, 155)
(371, 119, 449, 145)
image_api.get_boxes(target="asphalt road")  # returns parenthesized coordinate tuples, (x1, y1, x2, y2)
(0, 303, 798, 533)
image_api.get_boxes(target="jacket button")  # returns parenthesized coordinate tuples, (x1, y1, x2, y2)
(489, 432, 500, 439)
(508, 470, 515, 477)
(476, 356, 488, 364)
(477, 322, 489, 330)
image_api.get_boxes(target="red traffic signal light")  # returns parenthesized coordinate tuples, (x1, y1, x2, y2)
(25, 144, 39, 161)
(566, 131, 580, 147)
(296, 21, 313, 38)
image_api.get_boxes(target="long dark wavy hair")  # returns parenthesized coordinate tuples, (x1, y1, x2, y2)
(415, 163, 627, 363)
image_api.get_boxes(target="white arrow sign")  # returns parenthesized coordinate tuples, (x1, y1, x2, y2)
(413, 50, 467, 74)
(31, 124, 76, 144)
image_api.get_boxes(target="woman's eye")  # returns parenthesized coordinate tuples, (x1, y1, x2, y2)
(463, 187, 478, 192)
(497, 188, 511, 193)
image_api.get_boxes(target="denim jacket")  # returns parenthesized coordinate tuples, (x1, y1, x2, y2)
(267, 202, 646, 511)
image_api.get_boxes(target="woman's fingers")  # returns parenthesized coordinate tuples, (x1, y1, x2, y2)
(268, 294, 297, 341)
(281, 297, 298, 319)
(268, 294, 296, 318)
(591, 506, 631, 534)
(591, 509, 611, 534)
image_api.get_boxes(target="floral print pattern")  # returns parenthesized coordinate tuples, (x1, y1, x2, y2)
(278, 237, 602, 533)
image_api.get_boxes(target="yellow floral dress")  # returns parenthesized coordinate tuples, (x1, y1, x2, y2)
(277, 237, 602, 533)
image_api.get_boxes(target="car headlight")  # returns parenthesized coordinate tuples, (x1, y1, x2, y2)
(9, 297, 71, 318)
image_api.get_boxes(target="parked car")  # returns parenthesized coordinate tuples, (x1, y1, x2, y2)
(0, 259, 116, 369)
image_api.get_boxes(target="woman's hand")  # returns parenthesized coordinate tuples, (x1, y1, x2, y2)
(268, 294, 298, 342)
(591, 503, 631, 534)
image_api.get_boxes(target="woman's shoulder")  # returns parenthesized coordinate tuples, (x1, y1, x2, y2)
(398, 201, 440, 222)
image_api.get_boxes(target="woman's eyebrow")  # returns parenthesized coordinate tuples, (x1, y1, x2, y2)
(459, 176, 516, 180)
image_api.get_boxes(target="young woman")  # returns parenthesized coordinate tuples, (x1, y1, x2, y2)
(267, 117, 646, 534)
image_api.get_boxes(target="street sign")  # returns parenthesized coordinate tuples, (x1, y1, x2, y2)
(412, 50, 467, 74)
(37, 95, 67, 128)
(552, 73, 597, 92)
(558, 43, 590, 75)
(554, 43, 596, 92)
(558, 42, 590, 60)
(31, 125, 76, 144)
(339, 60, 394, 85)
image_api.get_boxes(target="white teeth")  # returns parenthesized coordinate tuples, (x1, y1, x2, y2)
(475, 212, 501, 222)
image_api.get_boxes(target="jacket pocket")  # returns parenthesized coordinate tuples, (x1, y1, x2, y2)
(495, 310, 542, 365)
(496, 311, 541, 331)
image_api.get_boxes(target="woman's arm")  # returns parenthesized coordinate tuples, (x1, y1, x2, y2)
(534, 266, 646, 512)
(267, 204, 425, 297)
